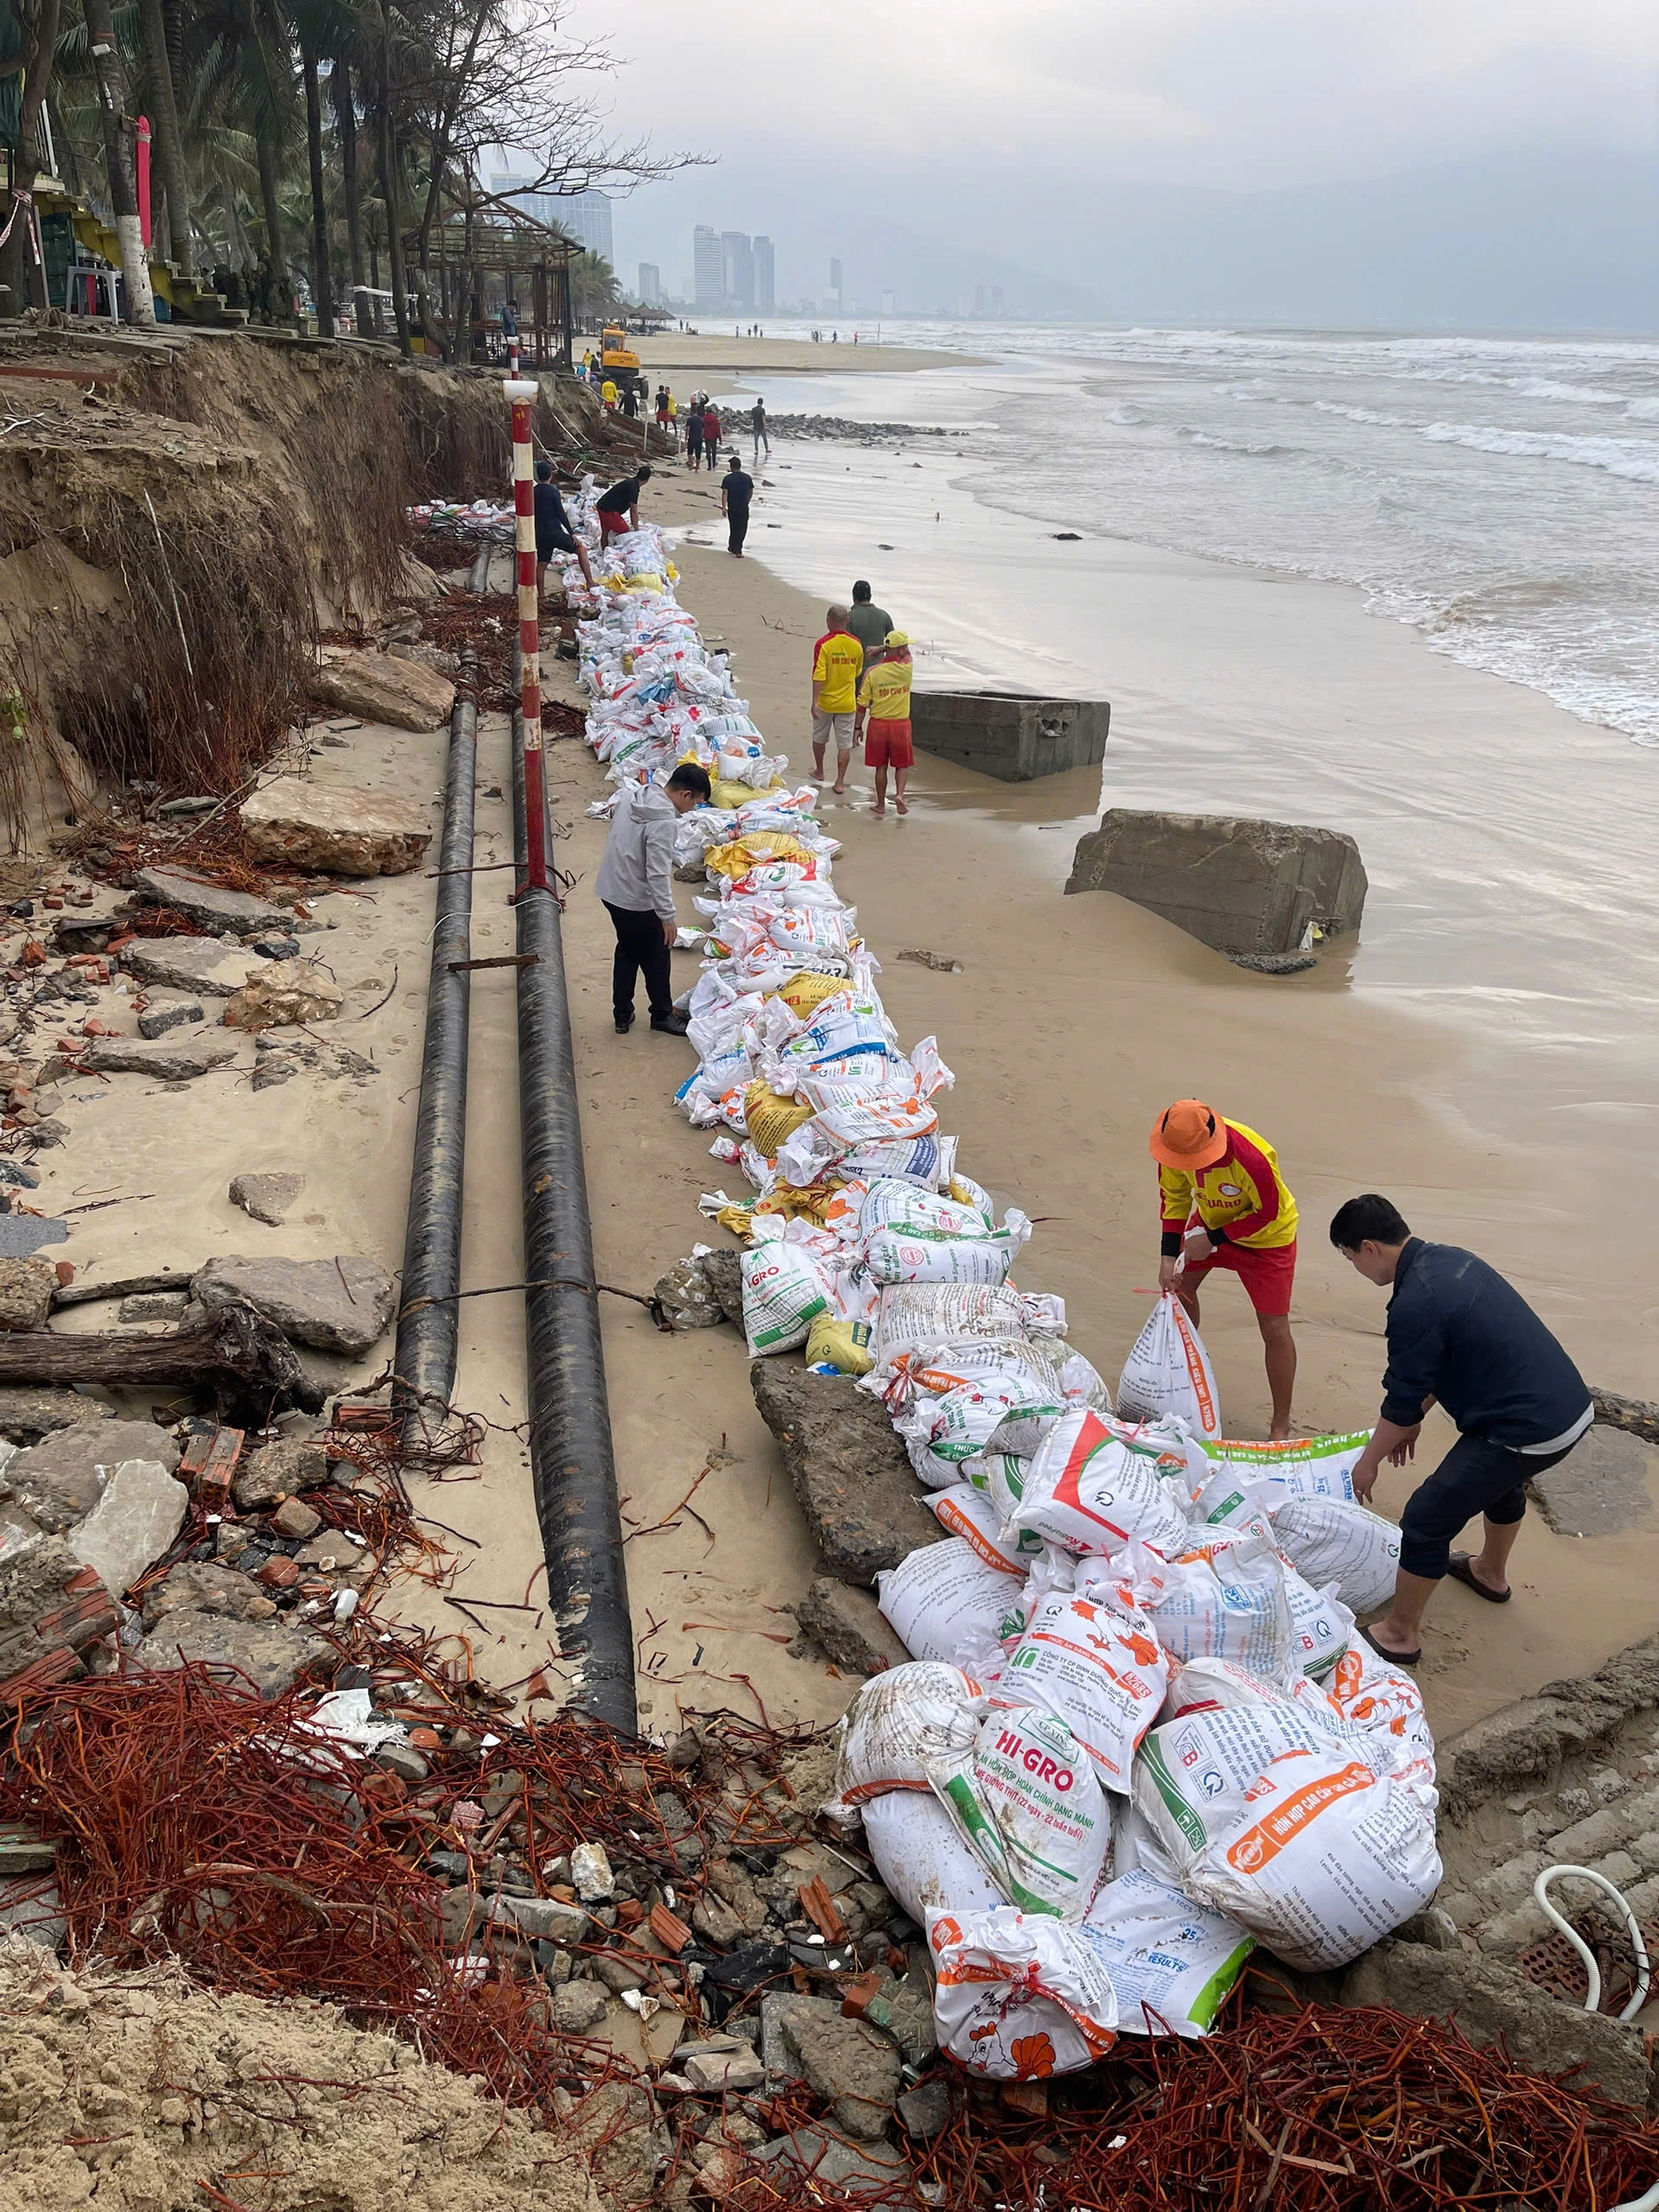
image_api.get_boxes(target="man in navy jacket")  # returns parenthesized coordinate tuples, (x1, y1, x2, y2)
(1331, 1193, 1592, 1667)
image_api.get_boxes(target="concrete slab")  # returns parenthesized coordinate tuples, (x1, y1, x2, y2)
(1529, 1424, 1657, 1539)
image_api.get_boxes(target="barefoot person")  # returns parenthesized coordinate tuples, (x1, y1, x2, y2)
(855, 629, 914, 816)
(532, 457, 593, 594)
(810, 607, 863, 792)
(1331, 1194, 1593, 1667)
(594, 464, 652, 553)
(1151, 1100, 1300, 1440)
(594, 761, 712, 1035)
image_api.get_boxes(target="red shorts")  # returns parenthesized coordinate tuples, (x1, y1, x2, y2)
(598, 510, 629, 540)
(1182, 1236, 1297, 1318)
(864, 716, 913, 769)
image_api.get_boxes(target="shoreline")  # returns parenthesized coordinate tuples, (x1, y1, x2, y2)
(552, 456, 1659, 1746)
(631, 334, 988, 377)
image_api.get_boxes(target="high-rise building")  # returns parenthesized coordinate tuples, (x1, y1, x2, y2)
(560, 188, 613, 264)
(830, 257, 843, 307)
(753, 237, 775, 315)
(693, 225, 723, 308)
(638, 263, 661, 307)
(880, 289, 895, 318)
(488, 171, 557, 228)
(721, 231, 753, 310)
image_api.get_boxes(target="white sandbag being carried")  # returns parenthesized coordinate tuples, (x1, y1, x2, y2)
(874, 1284, 1067, 1367)
(925, 1702, 1111, 1920)
(824, 1661, 983, 1817)
(1270, 1497, 1402, 1618)
(877, 1538, 1028, 1666)
(1004, 1410, 1193, 1560)
(927, 1484, 1046, 1573)
(995, 1569, 1169, 1793)
(928, 1905, 1118, 2078)
(862, 1789, 1007, 1922)
(1081, 1869, 1255, 2038)
(1117, 1294, 1223, 1440)
(740, 1236, 830, 1355)
(1176, 1752, 1443, 1972)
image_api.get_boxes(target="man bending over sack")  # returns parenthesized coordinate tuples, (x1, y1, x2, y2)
(594, 762, 711, 1035)
(1152, 1099, 1299, 1440)
(1332, 1192, 1593, 1668)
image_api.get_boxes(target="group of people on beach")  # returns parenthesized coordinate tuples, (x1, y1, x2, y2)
(809, 583, 914, 817)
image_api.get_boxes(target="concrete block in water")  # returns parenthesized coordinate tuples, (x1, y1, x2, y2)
(911, 690, 1109, 782)
(1066, 808, 1367, 957)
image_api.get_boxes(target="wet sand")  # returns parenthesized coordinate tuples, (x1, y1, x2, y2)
(632, 334, 985, 377)
(554, 463, 1659, 1748)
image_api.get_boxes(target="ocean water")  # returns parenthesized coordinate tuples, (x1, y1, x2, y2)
(756, 322, 1659, 747)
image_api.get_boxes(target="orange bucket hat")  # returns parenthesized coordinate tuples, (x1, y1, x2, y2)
(1149, 1099, 1229, 1171)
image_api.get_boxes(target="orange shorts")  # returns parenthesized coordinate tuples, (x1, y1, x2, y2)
(864, 716, 913, 769)
(598, 510, 629, 540)
(1181, 1236, 1297, 1318)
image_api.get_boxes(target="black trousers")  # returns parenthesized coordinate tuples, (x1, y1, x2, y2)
(728, 506, 751, 554)
(1399, 1430, 1577, 1578)
(605, 901, 672, 1021)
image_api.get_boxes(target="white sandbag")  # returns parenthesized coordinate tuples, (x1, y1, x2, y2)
(865, 1215, 1032, 1287)
(927, 1484, 1046, 1573)
(834, 1133, 957, 1190)
(1280, 1563, 1355, 1681)
(928, 1905, 1118, 2078)
(878, 1337, 1064, 1408)
(1327, 1640, 1438, 1805)
(960, 1452, 1031, 1510)
(1081, 1869, 1255, 2038)
(1116, 1294, 1223, 1440)
(1270, 1497, 1402, 1618)
(1134, 1706, 1347, 1867)
(740, 1237, 829, 1355)
(860, 1181, 993, 1239)
(1177, 1753, 1443, 1971)
(995, 1571, 1169, 1793)
(1006, 1410, 1193, 1560)
(877, 1538, 1028, 1666)
(1133, 1535, 1294, 1681)
(895, 1375, 1068, 1488)
(925, 1703, 1111, 1920)
(861, 1789, 1008, 1922)
(1185, 1432, 1370, 1509)
(874, 1284, 1066, 1367)
(825, 1661, 983, 1816)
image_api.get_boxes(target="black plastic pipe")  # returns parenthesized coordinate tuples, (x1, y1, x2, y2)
(467, 542, 492, 594)
(391, 658, 477, 1439)
(512, 711, 636, 1732)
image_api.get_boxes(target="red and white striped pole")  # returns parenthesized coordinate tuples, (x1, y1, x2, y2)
(506, 378, 549, 895)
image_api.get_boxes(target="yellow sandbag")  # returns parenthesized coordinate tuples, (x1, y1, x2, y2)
(711, 778, 757, 810)
(708, 1199, 756, 1239)
(755, 1179, 846, 1227)
(623, 571, 664, 593)
(775, 970, 849, 1016)
(744, 1079, 814, 1160)
(805, 1313, 874, 1376)
(704, 833, 812, 879)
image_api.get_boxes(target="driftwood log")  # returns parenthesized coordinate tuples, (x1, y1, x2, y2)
(0, 1304, 322, 1415)
(1593, 1389, 1659, 1447)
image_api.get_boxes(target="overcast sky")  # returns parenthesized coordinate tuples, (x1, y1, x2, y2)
(554, 0, 1659, 313)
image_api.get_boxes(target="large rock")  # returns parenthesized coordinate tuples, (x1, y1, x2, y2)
(1529, 1424, 1656, 1539)
(144, 1559, 279, 1627)
(797, 1577, 910, 1675)
(133, 1607, 332, 1698)
(309, 652, 455, 732)
(124, 938, 266, 998)
(0, 1260, 58, 1332)
(132, 867, 291, 936)
(230, 1173, 306, 1227)
(239, 781, 434, 877)
(751, 1362, 941, 1584)
(0, 1389, 112, 1444)
(68, 1459, 189, 1600)
(82, 1033, 239, 1081)
(1066, 808, 1368, 958)
(1341, 1940, 1651, 2108)
(224, 963, 344, 1031)
(192, 1255, 396, 1356)
(7, 1419, 181, 1533)
(231, 1436, 329, 1509)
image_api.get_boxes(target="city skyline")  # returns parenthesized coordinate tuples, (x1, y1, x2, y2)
(688, 224, 776, 314)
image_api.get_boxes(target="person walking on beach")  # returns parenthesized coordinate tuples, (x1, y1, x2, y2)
(601, 376, 619, 412)
(1331, 1195, 1592, 1667)
(684, 401, 703, 471)
(702, 401, 722, 472)
(594, 761, 712, 1035)
(656, 385, 671, 438)
(594, 465, 652, 550)
(855, 629, 914, 817)
(751, 397, 770, 461)
(1150, 1101, 1300, 1440)
(846, 579, 893, 664)
(720, 454, 753, 557)
(532, 457, 594, 594)
(810, 607, 863, 793)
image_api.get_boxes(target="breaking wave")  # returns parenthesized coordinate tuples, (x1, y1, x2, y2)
(1421, 423, 1659, 484)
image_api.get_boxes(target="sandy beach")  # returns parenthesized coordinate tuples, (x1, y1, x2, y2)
(632, 332, 986, 377)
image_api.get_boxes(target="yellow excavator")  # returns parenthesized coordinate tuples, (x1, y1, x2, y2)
(599, 325, 645, 402)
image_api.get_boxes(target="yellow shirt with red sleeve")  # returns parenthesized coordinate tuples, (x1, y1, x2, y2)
(812, 632, 864, 714)
(857, 654, 912, 721)
(1158, 1120, 1299, 1253)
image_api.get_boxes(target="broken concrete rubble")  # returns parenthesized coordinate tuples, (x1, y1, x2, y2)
(124, 937, 267, 998)
(132, 1608, 333, 1698)
(136, 998, 205, 1039)
(224, 963, 345, 1031)
(232, 1436, 330, 1508)
(229, 1171, 306, 1226)
(131, 867, 292, 936)
(239, 780, 434, 877)
(0, 1261, 59, 1332)
(6, 1419, 181, 1535)
(82, 1033, 240, 1081)
(1066, 807, 1368, 960)
(191, 1255, 397, 1357)
(67, 1459, 189, 1602)
(795, 1578, 910, 1675)
(750, 1360, 942, 1583)
(308, 652, 456, 731)
(0, 1389, 111, 1444)
(144, 1559, 280, 1626)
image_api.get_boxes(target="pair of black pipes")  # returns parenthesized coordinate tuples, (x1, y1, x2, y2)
(391, 574, 636, 1732)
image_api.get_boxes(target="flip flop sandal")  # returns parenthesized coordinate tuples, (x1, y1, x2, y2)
(1358, 1624, 1421, 1669)
(1447, 1553, 1511, 1604)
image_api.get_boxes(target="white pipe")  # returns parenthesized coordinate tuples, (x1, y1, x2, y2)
(1533, 1865, 1651, 2023)
(1611, 2187, 1659, 2212)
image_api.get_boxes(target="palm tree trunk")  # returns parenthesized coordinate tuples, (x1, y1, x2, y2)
(375, 25, 410, 358)
(301, 41, 333, 335)
(331, 57, 370, 336)
(0, 0, 60, 312)
(135, 0, 192, 278)
(255, 124, 287, 322)
(82, 0, 157, 326)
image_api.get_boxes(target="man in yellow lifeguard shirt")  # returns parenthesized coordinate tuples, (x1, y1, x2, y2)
(854, 630, 914, 818)
(1150, 1098, 1300, 1438)
(810, 606, 863, 794)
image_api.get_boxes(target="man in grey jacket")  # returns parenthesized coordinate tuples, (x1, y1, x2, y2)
(594, 763, 712, 1033)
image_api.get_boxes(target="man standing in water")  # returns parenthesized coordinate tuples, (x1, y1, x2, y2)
(1150, 1099, 1300, 1440)
(752, 397, 770, 461)
(810, 607, 864, 792)
(1331, 1194, 1592, 1667)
